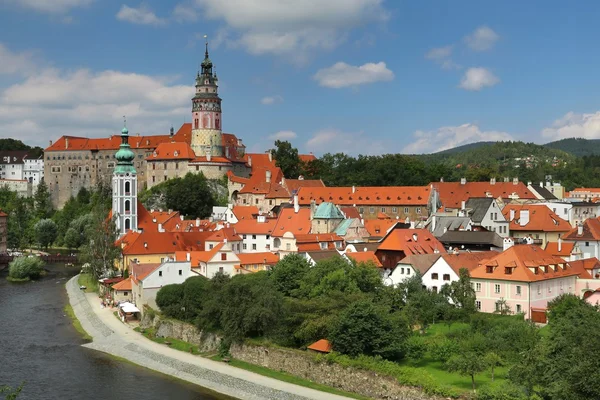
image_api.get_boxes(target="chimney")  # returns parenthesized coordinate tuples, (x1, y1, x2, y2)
(352, 185, 356, 194)
(461, 200, 466, 210)
(206, 151, 211, 162)
(266, 170, 271, 183)
(294, 194, 299, 213)
(520, 209, 530, 226)
(158, 223, 164, 232)
(298, 175, 304, 181)
(170, 126, 174, 137)
(49, 140, 53, 147)
(65, 138, 69, 149)
(410, 221, 416, 229)
(510, 209, 515, 221)
(443, 227, 448, 233)
(186, 252, 191, 262)
(577, 223, 584, 236)
(558, 237, 562, 252)
(268, 151, 273, 162)
(490, 177, 496, 185)
(540, 182, 544, 188)
(513, 177, 518, 185)
(503, 237, 514, 251)
(196, 218, 200, 227)
(460, 177, 466, 185)
(248, 156, 252, 167)
(180, 215, 184, 221)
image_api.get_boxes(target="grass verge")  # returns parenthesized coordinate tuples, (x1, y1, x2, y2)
(64, 304, 92, 341)
(78, 273, 99, 293)
(6, 276, 30, 283)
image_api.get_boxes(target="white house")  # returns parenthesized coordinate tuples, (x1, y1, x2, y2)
(234, 214, 277, 253)
(23, 156, 44, 186)
(421, 252, 498, 293)
(465, 198, 510, 237)
(562, 218, 600, 260)
(131, 260, 192, 311)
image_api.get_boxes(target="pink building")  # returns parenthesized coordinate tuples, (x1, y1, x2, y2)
(470, 244, 579, 321)
(571, 258, 600, 297)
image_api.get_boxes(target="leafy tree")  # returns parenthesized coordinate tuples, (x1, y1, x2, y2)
(431, 338, 460, 363)
(445, 351, 488, 392)
(64, 228, 81, 251)
(484, 352, 505, 382)
(182, 275, 210, 321)
(8, 257, 45, 281)
(440, 268, 476, 319)
(269, 253, 311, 296)
(156, 284, 185, 319)
(78, 204, 120, 279)
(33, 180, 53, 219)
(271, 140, 301, 178)
(164, 173, 216, 219)
(34, 219, 58, 250)
(405, 335, 427, 363)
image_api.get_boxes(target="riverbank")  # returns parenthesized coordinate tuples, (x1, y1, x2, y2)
(65, 275, 352, 400)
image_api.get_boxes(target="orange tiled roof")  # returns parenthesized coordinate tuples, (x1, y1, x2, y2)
(272, 208, 312, 237)
(378, 229, 445, 255)
(130, 262, 162, 283)
(112, 277, 132, 291)
(470, 245, 578, 282)
(440, 251, 499, 274)
(190, 156, 232, 164)
(563, 218, 600, 241)
(284, 178, 325, 194)
(206, 227, 242, 242)
(121, 231, 210, 255)
(364, 218, 398, 237)
(307, 339, 332, 353)
(299, 154, 317, 163)
(503, 204, 571, 232)
(296, 186, 430, 206)
(431, 181, 536, 209)
(227, 170, 249, 185)
(237, 252, 279, 266)
(148, 142, 196, 161)
(232, 205, 259, 220)
(233, 218, 277, 235)
(569, 257, 600, 279)
(340, 207, 361, 219)
(174, 243, 225, 265)
(346, 251, 382, 267)
(544, 241, 576, 257)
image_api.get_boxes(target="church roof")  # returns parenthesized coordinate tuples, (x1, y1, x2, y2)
(313, 202, 345, 219)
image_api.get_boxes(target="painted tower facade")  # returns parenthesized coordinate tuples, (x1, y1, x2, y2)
(191, 41, 223, 157)
(112, 125, 138, 236)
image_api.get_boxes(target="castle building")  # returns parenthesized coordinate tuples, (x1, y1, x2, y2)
(45, 42, 249, 208)
(112, 124, 138, 236)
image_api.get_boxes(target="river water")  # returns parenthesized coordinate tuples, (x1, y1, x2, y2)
(0, 264, 221, 400)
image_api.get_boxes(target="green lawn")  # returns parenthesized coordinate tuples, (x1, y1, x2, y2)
(78, 273, 99, 293)
(134, 327, 202, 355)
(64, 304, 92, 341)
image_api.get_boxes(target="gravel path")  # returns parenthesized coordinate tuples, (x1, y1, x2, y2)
(66, 275, 352, 400)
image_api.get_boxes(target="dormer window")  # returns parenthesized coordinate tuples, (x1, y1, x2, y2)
(486, 266, 494, 273)
(543, 266, 549, 273)
(504, 267, 512, 275)
(174, 151, 179, 157)
(153, 151, 157, 157)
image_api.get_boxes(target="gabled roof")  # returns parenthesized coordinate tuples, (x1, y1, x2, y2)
(470, 245, 578, 282)
(340, 207, 361, 219)
(333, 218, 354, 236)
(440, 251, 499, 274)
(174, 242, 226, 265)
(503, 204, 571, 232)
(562, 218, 600, 241)
(299, 154, 317, 163)
(233, 218, 277, 235)
(431, 181, 536, 209)
(130, 262, 162, 283)
(148, 142, 196, 161)
(378, 228, 445, 256)
(346, 251, 382, 267)
(438, 230, 504, 248)
(465, 198, 494, 223)
(397, 254, 442, 274)
(296, 186, 430, 206)
(206, 227, 242, 242)
(430, 216, 472, 237)
(0, 151, 29, 165)
(307, 339, 332, 353)
(569, 257, 600, 279)
(232, 205, 259, 220)
(529, 185, 558, 200)
(112, 277, 132, 291)
(121, 231, 210, 255)
(296, 234, 344, 251)
(313, 202, 345, 219)
(305, 250, 341, 263)
(284, 178, 325, 194)
(272, 208, 312, 237)
(237, 252, 279, 266)
(544, 241, 576, 257)
(364, 219, 401, 238)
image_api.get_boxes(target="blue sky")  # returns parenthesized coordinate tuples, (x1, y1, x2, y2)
(2, 0, 600, 155)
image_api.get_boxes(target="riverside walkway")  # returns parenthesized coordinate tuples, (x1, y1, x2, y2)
(66, 275, 352, 400)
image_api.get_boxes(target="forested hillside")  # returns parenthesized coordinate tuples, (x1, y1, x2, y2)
(0, 138, 43, 158)
(544, 138, 600, 157)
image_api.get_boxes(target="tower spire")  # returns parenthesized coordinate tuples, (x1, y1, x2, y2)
(204, 34, 209, 59)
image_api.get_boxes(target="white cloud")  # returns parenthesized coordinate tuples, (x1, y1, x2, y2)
(6, 0, 92, 14)
(188, 0, 388, 61)
(403, 123, 514, 154)
(172, 3, 197, 22)
(313, 61, 394, 89)
(269, 130, 297, 140)
(465, 26, 499, 51)
(0, 65, 192, 147)
(541, 111, 600, 141)
(425, 45, 453, 61)
(116, 4, 166, 26)
(261, 95, 283, 105)
(459, 67, 499, 91)
(305, 129, 386, 155)
(0, 44, 38, 76)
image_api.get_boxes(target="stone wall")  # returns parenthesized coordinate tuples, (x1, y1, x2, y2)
(229, 344, 441, 400)
(140, 313, 221, 353)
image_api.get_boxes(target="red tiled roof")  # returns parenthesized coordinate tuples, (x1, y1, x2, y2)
(340, 207, 361, 219)
(233, 218, 277, 235)
(307, 339, 332, 353)
(272, 208, 312, 237)
(130, 262, 162, 283)
(544, 241, 576, 257)
(503, 204, 571, 232)
(296, 186, 430, 206)
(378, 229, 445, 255)
(206, 227, 242, 242)
(431, 181, 536, 209)
(121, 231, 210, 255)
(232, 206, 259, 220)
(237, 252, 279, 266)
(440, 251, 499, 274)
(174, 243, 226, 265)
(112, 277, 132, 291)
(227, 170, 249, 185)
(299, 154, 317, 163)
(569, 257, 600, 279)
(563, 218, 600, 241)
(148, 142, 196, 161)
(346, 251, 382, 267)
(470, 245, 578, 282)
(284, 178, 325, 194)
(364, 219, 398, 237)
(190, 156, 232, 164)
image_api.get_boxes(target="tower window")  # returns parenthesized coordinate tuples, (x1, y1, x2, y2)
(125, 181, 130, 194)
(125, 219, 131, 231)
(125, 200, 131, 213)
(194, 118, 199, 129)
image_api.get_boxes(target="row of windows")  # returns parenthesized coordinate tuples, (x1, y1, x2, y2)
(358, 206, 422, 214)
(475, 301, 522, 313)
(430, 273, 451, 281)
(48, 154, 145, 161)
(473, 282, 569, 295)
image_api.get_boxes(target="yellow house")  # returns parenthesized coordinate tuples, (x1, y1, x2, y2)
(503, 204, 571, 247)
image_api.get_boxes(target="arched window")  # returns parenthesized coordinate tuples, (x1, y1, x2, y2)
(125, 181, 131, 194)
(125, 219, 131, 231)
(194, 118, 199, 129)
(273, 238, 281, 249)
(125, 200, 131, 213)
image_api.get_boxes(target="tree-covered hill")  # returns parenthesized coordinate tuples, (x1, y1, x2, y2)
(543, 138, 600, 157)
(433, 141, 496, 155)
(0, 138, 44, 158)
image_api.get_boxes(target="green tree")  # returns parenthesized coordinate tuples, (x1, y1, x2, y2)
(484, 352, 505, 382)
(440, 268, 477, 318)
(445, 351, 488, 392)
(78, 204, 120, 278)
(34, 219, 58, 250)
(271, 140, 301, 178)
(269, 253, 311, 296)
(156, 283, 185, 319)
(164, 173, 216, 219)
(8, 256, 45, 281)
(64, 228, 81, 251)
(34, 180, 53, 219)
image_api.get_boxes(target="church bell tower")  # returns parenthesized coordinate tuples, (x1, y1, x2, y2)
(112, 121, 138, 236)
(191, 38, 223, 157)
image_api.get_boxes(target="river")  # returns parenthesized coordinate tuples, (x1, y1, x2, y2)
(0, 264, 222, 400)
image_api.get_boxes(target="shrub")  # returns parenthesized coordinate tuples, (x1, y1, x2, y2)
(8, 256, 45, 281)
(431, 338, 460, 363)
(476, 381, 528, 400)
(405, 335, 427, 362)
(156, 284, 185, 319)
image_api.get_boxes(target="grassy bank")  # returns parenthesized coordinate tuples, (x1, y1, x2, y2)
(134, 327, 366, 400)
(78, 273, 98, 293)
(64, 304, 92, 341)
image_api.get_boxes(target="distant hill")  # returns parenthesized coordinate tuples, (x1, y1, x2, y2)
(543, 138, 600, 157)
(0, 138, 43, 158)
(433, 141, 496, 155)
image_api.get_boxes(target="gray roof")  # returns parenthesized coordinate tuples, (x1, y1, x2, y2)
(431, 216, 471, 237)
(438, 230, 504, 248)
(305, 250, 341, 262)
(397, 253, 442, 274)
(0, 151, 29, 165)
(465, 198, 494, 223)
(529, 186, 558, 200)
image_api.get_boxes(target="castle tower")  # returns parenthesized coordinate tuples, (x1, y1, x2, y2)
(113, 122, 138, 236)
(191, 39, 223, 157)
